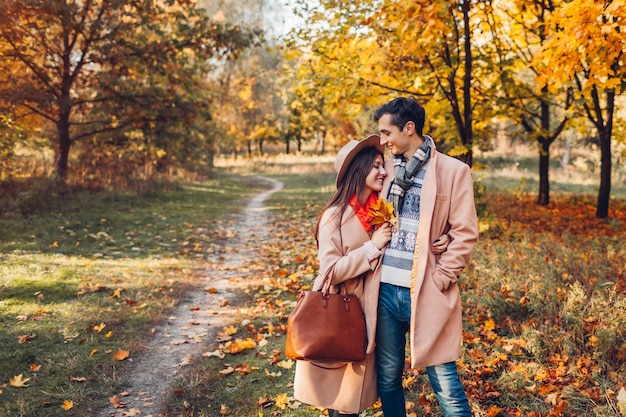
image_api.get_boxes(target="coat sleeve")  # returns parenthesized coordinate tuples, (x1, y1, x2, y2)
(434, 162, 479, 290)
(314, 208, 380, 290)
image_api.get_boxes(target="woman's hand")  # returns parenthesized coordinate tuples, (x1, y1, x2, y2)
(371, 222, 392, 250)
(431, 233, 451, 255)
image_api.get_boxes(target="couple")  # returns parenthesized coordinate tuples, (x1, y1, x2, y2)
(293, 97, 479, 417)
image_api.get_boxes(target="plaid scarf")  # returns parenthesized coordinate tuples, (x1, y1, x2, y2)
(387, 136, 432, 214)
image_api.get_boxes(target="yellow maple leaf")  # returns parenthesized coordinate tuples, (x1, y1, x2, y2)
(9, 374, 30, 388)
(274, 393, 289, 410)
(113, 349, 129, 361)
(61, 400, 74, 410)
(368, 197, 397, 227)
(484, 318, 496, 332)
(227, 338, 256, 354)
(94, 322, 106, 333)
(276, 359, 294, 369)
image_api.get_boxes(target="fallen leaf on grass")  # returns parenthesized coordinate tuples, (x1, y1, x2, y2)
(219, 366, 235, 376)
(274, 393, 289, 410)
(276, 359, 294, 369)
(70, 377, 87, 382)
(93, 322, 106, 333)
(109, 288, 122, 299)
(18, 333, 37, 344)
(226, 338, 256, 354)
(122, 408, 141, 416)
(62, 328, 80, 340)
(113, 350, 130, 361)
(222, 325, 238, 335)
(205, 287, 218, 294)
(257, 395, 274, 408)
(90, 349, 98, 357)
(220, 404, 231, 415)
(235, 363, 252, 375)
(9, 374, 30, 388)
(61, 400, 73, 410)
(30, 364, 42, 372)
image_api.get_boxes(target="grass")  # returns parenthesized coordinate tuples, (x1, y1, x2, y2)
(0, 174, 268, 417)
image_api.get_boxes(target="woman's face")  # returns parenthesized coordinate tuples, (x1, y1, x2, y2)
(363, 154, 386, 200)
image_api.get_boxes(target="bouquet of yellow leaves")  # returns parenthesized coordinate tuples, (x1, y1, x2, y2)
(368, 197, 397, 228)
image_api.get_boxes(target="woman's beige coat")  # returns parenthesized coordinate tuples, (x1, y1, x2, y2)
(293, 204, 382, 413)
(293, 142, 478, 411)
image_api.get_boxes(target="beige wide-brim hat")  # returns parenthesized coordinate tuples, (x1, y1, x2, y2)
(334, 134, 383, 187)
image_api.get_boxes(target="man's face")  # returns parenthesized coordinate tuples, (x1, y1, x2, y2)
(377, 114, 413, 159)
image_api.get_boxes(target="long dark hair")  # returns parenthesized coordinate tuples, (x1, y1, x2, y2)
(315, 146, 383, 247)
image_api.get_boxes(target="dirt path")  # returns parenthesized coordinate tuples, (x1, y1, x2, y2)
(96, 176, 284, 417)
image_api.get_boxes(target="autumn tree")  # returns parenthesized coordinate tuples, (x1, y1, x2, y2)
(536, 0, 625, 218)
(286, 0, 499, 166)
(200, 0, 290, 156)
(0, 0, 257, 182)
(480, 0, 574, 205)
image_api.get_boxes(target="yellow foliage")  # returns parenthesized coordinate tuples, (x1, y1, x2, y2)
(368, 197, 396, 227)
(9, 374, 30, 388)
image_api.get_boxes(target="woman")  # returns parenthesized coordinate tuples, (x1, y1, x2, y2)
(293, 135, 449, 416)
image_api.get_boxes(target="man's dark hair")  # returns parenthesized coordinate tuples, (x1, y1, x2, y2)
(373, 97, 426, 135)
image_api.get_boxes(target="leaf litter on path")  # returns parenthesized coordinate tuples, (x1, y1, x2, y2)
(95, 177, 284, 417)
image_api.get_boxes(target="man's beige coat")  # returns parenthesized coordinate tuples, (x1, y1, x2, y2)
(293, 142, 478, 412)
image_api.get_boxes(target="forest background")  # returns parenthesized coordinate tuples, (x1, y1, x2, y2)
(1, 0, 626, 416)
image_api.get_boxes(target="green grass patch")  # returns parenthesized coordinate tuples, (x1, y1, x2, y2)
(0, 174, 267, 417)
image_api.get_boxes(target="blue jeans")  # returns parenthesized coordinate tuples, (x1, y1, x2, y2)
(376, 283, 471, 417)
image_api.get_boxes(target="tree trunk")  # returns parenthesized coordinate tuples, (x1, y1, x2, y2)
(596, 127, 612, 218)
(285, 137, 290, 154)
(461, 0, 473, 167)
(56, 122, 71, 182)
(537, 139, 550, 205)
(594, 88, 615, 219)
(55, 95, 72, 182)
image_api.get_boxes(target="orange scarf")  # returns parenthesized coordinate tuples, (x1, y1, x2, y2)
(349, 193, 378, 232)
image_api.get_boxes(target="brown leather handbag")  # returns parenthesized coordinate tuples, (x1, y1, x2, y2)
(284, 279, 367, 363)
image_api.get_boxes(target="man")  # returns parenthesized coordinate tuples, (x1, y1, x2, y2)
(373, 97, 478, 417)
